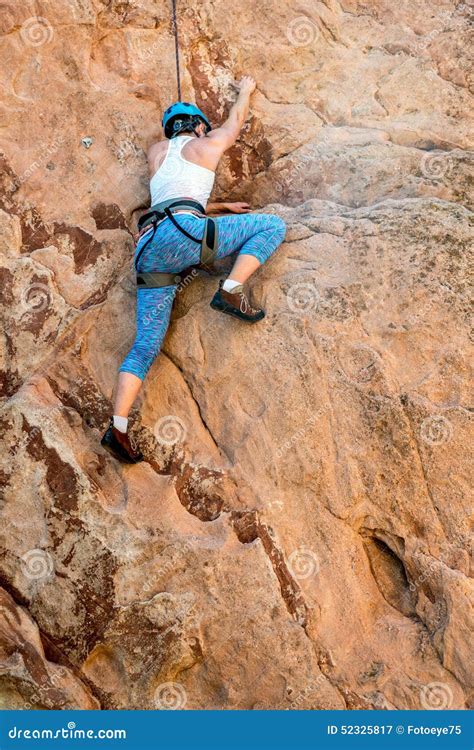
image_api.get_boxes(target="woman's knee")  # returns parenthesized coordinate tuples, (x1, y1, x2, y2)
(272, 215, 286, 242)
(120, 341, 160, 380)
(265, 214, 286, 253)
(260, 213, 286, 242)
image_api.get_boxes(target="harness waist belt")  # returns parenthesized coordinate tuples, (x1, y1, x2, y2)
(135, 198, 219, 289)
(137, 198, 206, 232)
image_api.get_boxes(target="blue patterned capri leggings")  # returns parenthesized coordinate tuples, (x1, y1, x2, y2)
(120, 212, 286, 380)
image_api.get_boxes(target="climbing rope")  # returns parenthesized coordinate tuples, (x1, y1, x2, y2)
(171, 0, 182, 100)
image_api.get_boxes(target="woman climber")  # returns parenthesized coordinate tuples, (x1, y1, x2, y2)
(101, 76, 286, 463)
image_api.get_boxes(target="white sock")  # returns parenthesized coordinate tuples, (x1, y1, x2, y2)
(113, 415, 128, 433)
(222, 279, 242, 293)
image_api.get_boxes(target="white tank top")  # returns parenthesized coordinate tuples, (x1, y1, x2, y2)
(149, 136, 215, 209)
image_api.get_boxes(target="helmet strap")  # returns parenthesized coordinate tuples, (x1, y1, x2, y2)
(170, 119, 190, 138)
(170, 115, 206, 139)
(167, 112, 211, 139)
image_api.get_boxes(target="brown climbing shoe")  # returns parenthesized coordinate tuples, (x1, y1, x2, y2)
(210, 281, 265, 323)
(100, 419, 143, 464)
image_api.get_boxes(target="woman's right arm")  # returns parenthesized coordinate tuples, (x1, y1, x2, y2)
(207, 76, 257, 154)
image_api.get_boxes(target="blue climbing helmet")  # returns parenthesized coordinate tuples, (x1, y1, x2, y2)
(162, 102, 212, 139)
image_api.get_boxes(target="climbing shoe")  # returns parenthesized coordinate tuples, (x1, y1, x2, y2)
(210, 281, 265, 323)
(100, 419, 143, 464)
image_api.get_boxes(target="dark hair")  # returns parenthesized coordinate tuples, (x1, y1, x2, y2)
(167, 114, 206, 139)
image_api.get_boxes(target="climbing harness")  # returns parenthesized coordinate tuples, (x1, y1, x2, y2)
(135, 198, 219, 288)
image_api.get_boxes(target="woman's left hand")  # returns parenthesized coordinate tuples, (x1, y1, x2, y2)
(225, 202, 251, 213)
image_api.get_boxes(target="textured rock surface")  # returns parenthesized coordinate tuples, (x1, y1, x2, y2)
(0, 587, 99, 709)
(0, 0, 473, 710)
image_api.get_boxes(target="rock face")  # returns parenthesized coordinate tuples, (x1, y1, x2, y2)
(0, 0, 472, 710)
